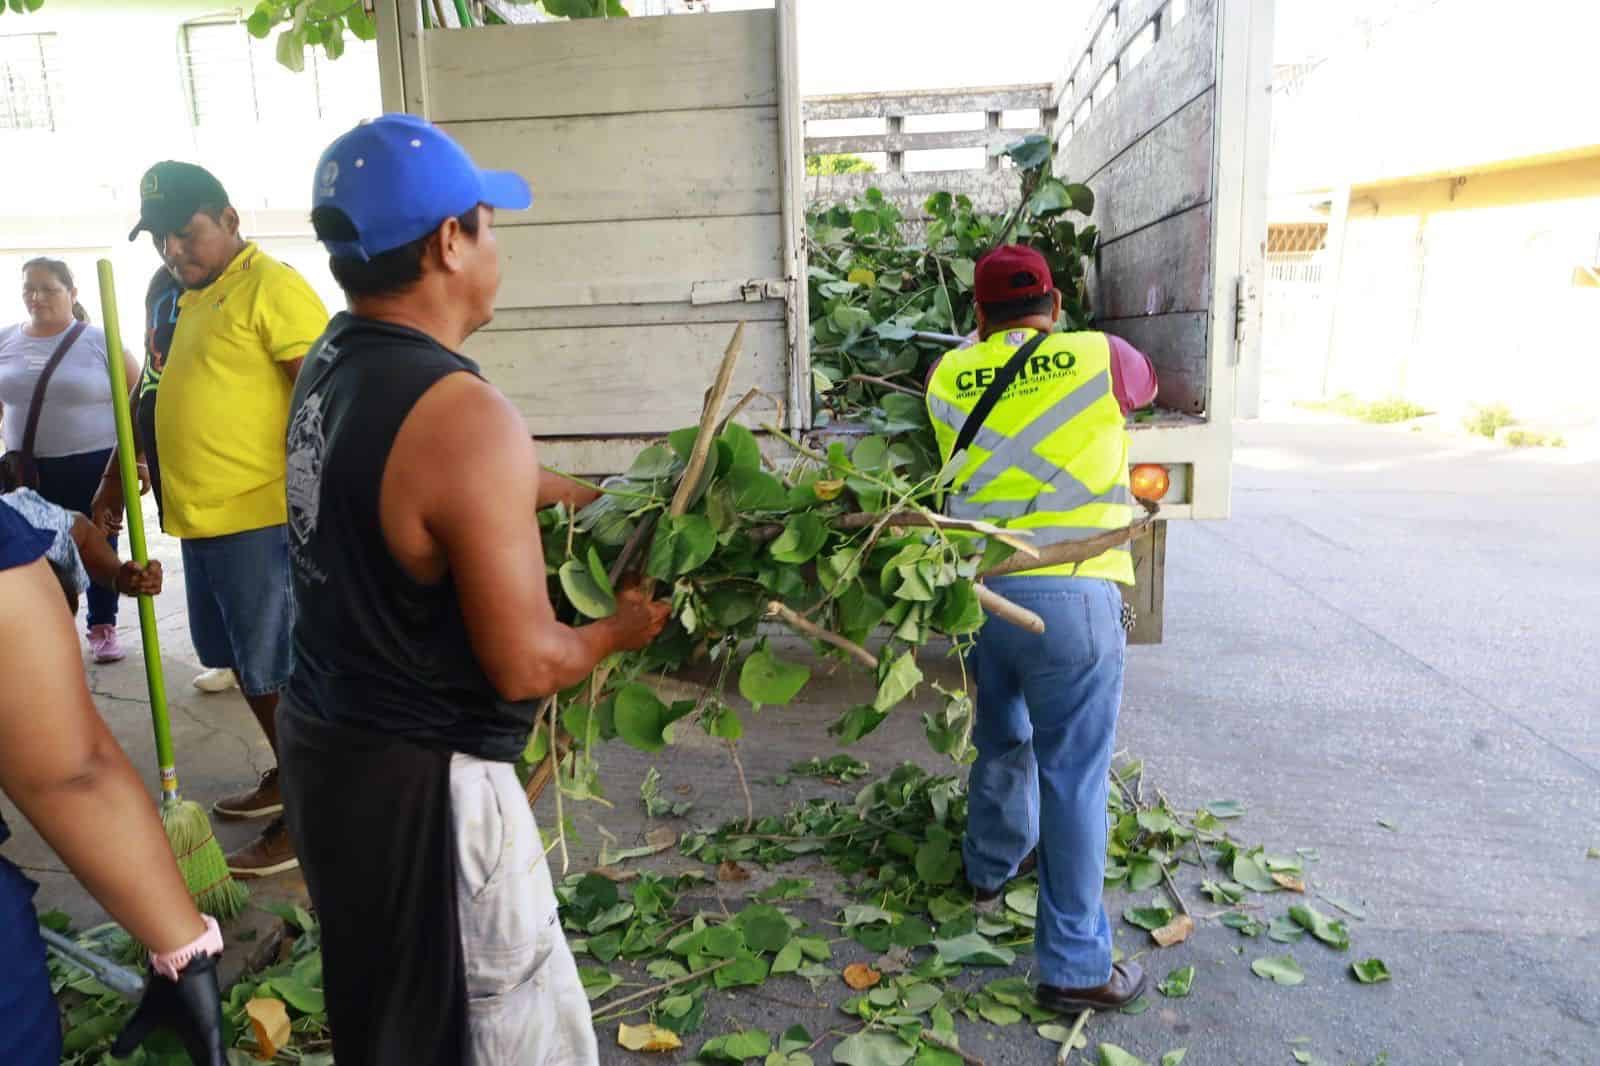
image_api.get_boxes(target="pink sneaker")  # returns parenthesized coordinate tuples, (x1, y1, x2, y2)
(88, 624, 125, 663)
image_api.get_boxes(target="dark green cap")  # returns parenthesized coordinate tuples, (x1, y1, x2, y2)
(128, 161, 230, 242)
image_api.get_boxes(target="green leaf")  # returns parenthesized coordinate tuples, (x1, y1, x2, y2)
(1096, 1045, 1150, 1066)
(646, 514, 716, 580)
(647, 957, 690, 981)
(1203, 799, 1247, 819)
(830, 704, 888, 745)
(1004, 884, 1038, 918)
(1251, 954, 1307, 986)
(720, 421, 763, 472)
(1289, 904, 1350, 950)
(1027, 178, 1074, 216)
(1122, 905, 1174, 931)
(850, 210, 882, 237)
(714, 953, 771, 988)
(770, 512, 830, 564)
(1320, 894, 1368, 919)
(1157, 965, 1195, 998)
(274, 27, 306, 72)
(933, 581, 983, 635)
(1232, 852, 1278, 892)
(578, 965, 619, 1000)
(979, 1001, 1023, 1025)
(1268, 916, 1306, 943)
(345, 6, 377, 39)
(264, 975, 325, 1014)
(771, 940, 804, 974)
(833, 1030, 915, 1066)
(1160, 1052, 1188, 1066)
(899, 981, 943, 1013)
(1062, 183, 1095, 215)
(736, 905, 793, 954)
(558, 548, 616, 619)
(703, 1030, 774, 1062)
(1002, 135, 1053, 171)
(842, 903, 894, 928)
(914, 840, 961, 885)
(246, 9, 272, 37)
(726, 467, 790, 511)
(781, 1026, 813, 1055)
(1351, 958, 1391, 984)
(740, 642, 811, 706)
(932, 933, 1014, 966)
(614, 683, 671, 753)
(874, 651, 923, 712)
(1220, 911, 1265, 937)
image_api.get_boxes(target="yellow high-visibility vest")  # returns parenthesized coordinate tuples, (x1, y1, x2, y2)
(925, 328, 1134, 583)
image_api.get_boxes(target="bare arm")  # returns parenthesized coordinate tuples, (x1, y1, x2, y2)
(0, 558, 204, 953)
(69, 513, 161, 595)
(383, 375, 668, 701)
(536, 467, 602, 512)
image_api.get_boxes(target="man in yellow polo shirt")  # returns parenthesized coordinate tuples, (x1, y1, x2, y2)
(128, 161, 328, 877)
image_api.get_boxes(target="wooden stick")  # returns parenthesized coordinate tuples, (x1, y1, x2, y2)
(522, 695, 563, 806)
(975, 583, 1045, 633)
(590, 958, 735, 1017)
(920, 1029, 987, 1066)
(716, 386, 765, 435)
(847, 373, 924, 398)
(666, 323, 745, 521)
(979, 512, 1156, 578)
(750, 510, 1038, 556)
(1056, 1009, 1093, 1066)
(766, 600, 878, 669)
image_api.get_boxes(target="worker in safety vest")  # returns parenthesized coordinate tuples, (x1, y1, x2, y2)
(925, 244, 1157, 1014)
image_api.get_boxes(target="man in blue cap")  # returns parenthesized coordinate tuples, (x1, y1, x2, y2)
(278, 114, 670, 1065)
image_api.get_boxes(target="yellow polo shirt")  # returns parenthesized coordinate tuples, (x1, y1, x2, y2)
(156, 243, 329, 539)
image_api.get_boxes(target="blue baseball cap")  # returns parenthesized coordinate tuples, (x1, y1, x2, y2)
(312, 113, 532, 260)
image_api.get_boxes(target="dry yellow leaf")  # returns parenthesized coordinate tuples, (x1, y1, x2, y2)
(645, 826, 677, 849)
(814, 479, 846, 501)
(591, 865, 640, 883)
(1272, 873, 1307, 893)
(245, 997, 291, 1059)
(618, 1022, 683, 1053)
(1151, 913, 1195, 947)
(717, 860, 751, 882)
(843, 962, 883, 990)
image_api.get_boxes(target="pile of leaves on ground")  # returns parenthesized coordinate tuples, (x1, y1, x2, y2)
(46, 757, 1389, 1064)
(807, 134, 1099, 460)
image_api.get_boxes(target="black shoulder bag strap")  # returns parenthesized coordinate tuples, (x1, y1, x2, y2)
(6, 321, 87, 489)
(950, 330, 1051, 457)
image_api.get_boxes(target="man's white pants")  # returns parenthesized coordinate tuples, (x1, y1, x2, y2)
(451, 754, 599, 1066)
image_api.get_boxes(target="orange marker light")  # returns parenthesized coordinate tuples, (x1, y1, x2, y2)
(1129, 463, 1170, 502)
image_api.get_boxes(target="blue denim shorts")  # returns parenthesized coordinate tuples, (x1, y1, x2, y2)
(181, 524, 295, 698)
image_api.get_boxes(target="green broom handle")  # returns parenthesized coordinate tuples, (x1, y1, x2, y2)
(95, 261, 179, 804)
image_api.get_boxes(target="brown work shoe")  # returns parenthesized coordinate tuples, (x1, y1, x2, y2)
(965, 848, 1038, 910)
(212, 768, 283, 821)
(226, 816, 299, 879)
(1036, 961, 1148, 1013)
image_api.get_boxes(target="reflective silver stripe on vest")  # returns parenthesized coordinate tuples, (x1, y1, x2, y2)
(947, 482, 1130, 521)
(931, 373, 1115, 516)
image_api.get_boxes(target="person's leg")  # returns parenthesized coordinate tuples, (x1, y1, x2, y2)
(453, 754, 599, 1066)
(205, 526, 298, 874)
(0, 857, 64, 1066)
(960, 610, 1040, 893)
(994, 575, 1127, 991)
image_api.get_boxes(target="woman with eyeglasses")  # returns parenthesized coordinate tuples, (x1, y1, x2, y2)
(0, 258, 144, 663)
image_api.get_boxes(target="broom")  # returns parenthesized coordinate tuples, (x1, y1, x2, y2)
(96, 259, 249, 922)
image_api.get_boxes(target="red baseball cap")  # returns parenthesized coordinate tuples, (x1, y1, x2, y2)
(974, 245, 1053, 304)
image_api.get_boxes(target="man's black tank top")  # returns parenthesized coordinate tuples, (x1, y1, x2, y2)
(284, 312, 535, 761)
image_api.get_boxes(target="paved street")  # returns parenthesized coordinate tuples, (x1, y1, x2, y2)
(6, 415, 1596, 1063)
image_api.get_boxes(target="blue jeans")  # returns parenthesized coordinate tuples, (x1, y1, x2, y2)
(0, 856, 62, 1066)
(181, 524, 294, 697)
(36, 447, 118, 628)
(962, 574, 1126, 989)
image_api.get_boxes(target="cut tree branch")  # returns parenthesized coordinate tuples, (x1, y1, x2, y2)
(1057, 1009, 1093, 1066)
(975, 583, 1045, 633)
(920, 1029, 987, 1066)
(848, 373, 924, 398)
(766, 600, 879, 669)
(979, 506, 1158, 577)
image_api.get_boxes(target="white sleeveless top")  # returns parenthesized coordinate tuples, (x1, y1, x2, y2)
(0, 322, 117, 458)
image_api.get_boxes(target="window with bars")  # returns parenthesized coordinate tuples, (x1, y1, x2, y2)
(181, 19, 378, 128)
(0, 32, 62, 131)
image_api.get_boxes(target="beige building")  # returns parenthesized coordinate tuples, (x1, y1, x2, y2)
(1261, 0, 1600, 431)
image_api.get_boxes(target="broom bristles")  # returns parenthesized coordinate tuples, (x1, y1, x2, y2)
(162, 799, 249, 922)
